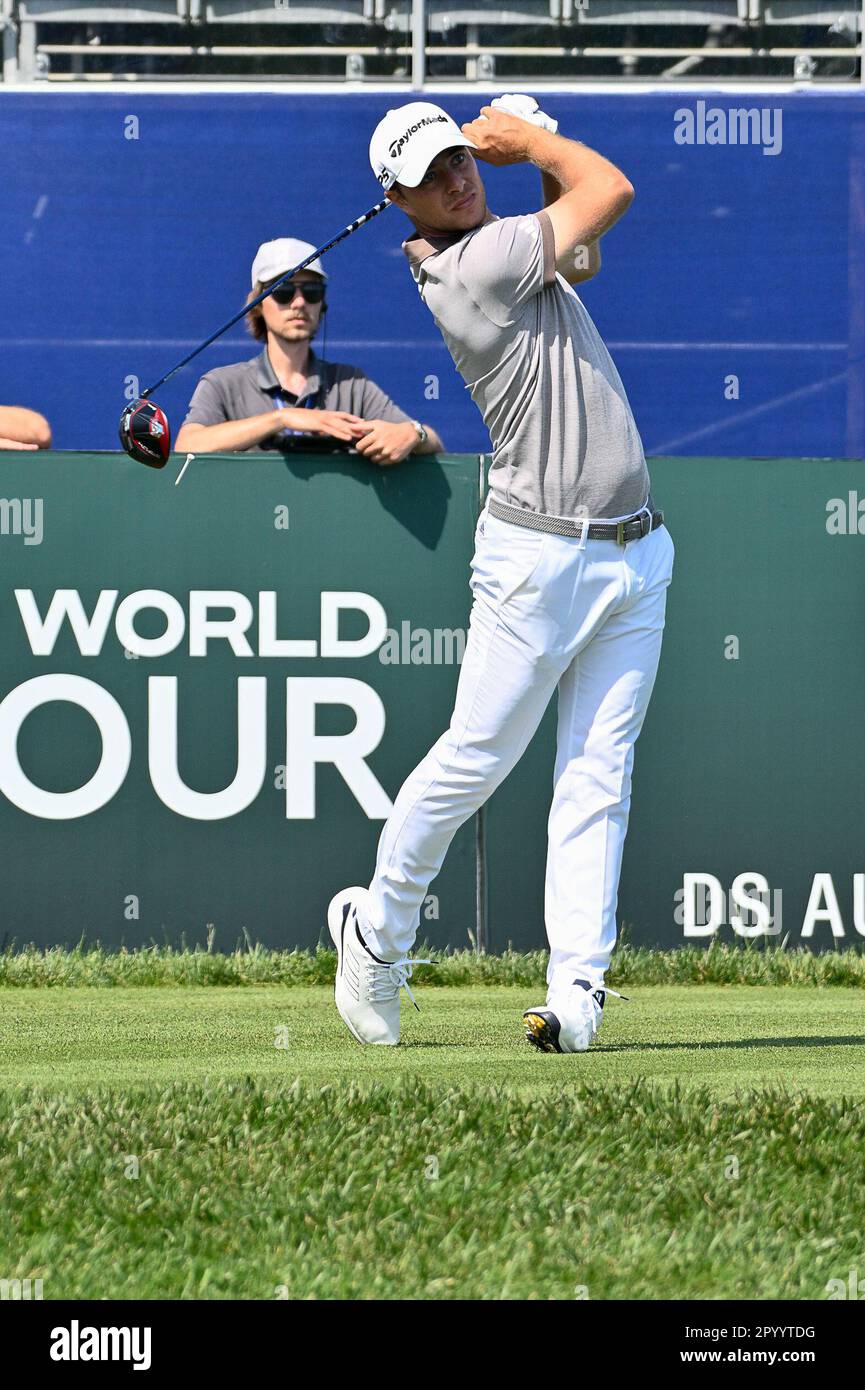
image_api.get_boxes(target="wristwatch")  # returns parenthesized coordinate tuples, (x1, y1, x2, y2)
(410, 419, 428, 446)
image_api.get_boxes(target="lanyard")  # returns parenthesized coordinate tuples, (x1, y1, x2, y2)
(273, 388, 317, 437)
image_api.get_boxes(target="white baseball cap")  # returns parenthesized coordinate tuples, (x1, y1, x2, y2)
(251, 237, 327, 288)
(369, 101, 476, 191)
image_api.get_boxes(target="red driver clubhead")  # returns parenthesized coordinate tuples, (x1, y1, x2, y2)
(119, 398, 171, 468)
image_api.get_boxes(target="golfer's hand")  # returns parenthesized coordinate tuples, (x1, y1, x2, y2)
(461, 106, 537, 166)
(278, 408, 369, 444)
(490, 94, 558, 134)
(353, 420, 417, 466)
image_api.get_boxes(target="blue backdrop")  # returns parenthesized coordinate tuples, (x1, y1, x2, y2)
(0, 90, 863, 458)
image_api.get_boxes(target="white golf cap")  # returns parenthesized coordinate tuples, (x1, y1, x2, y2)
(369, 101, 476, 191)
(251, 237, 327, 288)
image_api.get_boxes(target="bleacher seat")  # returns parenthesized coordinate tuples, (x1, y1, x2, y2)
(17, 1, 189, 19)
(203, 1, 379, 21)
(569, 2, 746, 21)
(424, 3, 563, 29)
(762, 2, 852, 23)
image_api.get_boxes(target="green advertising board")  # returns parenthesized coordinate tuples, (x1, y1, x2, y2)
(0, 451, 480, 952)
(1, 451, 863, 952)
(486, 456, 865, 952)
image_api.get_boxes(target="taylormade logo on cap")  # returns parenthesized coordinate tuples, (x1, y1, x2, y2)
(388, 113, 448, 160)
(369, 102, 475, 191)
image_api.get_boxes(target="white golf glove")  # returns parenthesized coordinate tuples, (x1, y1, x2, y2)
(488, 93, 558, 134)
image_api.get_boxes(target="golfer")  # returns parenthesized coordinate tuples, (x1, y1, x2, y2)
(328, 98, 675, 1053)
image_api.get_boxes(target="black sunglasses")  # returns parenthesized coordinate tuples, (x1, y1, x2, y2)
(269, 281, 326, 305)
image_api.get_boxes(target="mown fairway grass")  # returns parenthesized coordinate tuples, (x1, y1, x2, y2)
(1, 961, 864, 1300)
(1, 983, 865, 1097)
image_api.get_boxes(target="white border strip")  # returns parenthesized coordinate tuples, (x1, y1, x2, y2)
(0, 80, 862, 96)
(0, 338, 848, 351)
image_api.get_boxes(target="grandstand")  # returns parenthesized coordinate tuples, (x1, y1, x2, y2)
(1, 1, 862, 86)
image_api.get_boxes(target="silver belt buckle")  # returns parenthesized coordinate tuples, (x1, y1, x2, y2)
(616, 520, 627, 545)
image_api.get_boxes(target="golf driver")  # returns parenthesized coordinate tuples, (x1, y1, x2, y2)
(119, 198, 392, 468)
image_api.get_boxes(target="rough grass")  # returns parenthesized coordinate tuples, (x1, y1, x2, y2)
(2, 1077, 863, 1300)
(2, 937, 865, 989)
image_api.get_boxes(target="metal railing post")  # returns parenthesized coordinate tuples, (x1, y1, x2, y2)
(475, 805, 487, 955)
(474, 451, 489, 955)
(2, 14, 19, 84)
(411, 0, 426, 92)
(17, 17, 36, 81)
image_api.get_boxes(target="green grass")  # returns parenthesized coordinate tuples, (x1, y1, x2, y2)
(1, 1073, 863, 1300)
(1, 982, 865, 1299)
(3, 937, 865, 988)
(1, 984, 865, 1097)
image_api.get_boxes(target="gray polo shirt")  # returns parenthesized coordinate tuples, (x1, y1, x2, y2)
(403, 210, 652, 520)
(181, 347, 412, 452)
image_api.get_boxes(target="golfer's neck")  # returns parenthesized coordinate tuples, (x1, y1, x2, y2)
(411, 208, 490, 241)
(412, 217, 461, 239)
(266, 335, 312, 389)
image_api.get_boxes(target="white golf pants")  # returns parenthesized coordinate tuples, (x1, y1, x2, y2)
(359, 499, 675, 1000)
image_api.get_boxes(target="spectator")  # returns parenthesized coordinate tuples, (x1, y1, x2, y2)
(0, 406, 52, 451)
(176, 238, 443, 465)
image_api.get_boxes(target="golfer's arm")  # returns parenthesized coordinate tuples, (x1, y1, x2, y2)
(540, 169, 601, 284)
(175, 411, 284, 454)
(531, 129, 632, 269)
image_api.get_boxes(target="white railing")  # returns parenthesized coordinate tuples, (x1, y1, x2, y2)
(1, 0, 862, 85)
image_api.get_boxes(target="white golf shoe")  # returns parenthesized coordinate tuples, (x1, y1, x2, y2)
(523, 979, 627, 1053)
(328, 887, 429, 1046)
